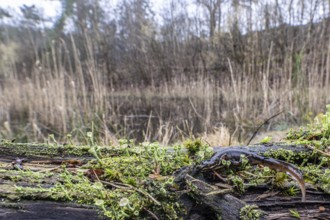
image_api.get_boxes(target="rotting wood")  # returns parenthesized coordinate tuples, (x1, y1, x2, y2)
(184, 174, 249, 220)
(0, 141, 328, 219)
(0, 200, 105, 220)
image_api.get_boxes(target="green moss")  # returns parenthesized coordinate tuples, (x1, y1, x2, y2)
(285, 105, 330, 149)
(283, 186, 299, 197)
(184, 139, 204, 155)
(0, 141, 196, 219)
(0, 169, 53, 184)
(259, 136, 272, 144)
(229, 175, 245, 193)
(183, 139, 213, 163)
(263, 148, 313, 165)
(240, 205, 263, 220)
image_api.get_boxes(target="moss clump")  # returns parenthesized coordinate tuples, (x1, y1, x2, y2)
(285, 104, 330, 150)
(263, 148, 313, 165)
(300, 163, 330, 193)
(184, 139, 213, 163)
(229, 175, 245, 193)
(240, 205, 263, 220)
(184, 139, 204, 154)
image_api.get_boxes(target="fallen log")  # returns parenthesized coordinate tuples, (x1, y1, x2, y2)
(0, 140, 328, 220)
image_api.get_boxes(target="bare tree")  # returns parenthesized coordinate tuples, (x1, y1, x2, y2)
(196, 0, 223, 42)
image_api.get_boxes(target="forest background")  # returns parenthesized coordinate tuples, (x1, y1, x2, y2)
(0, 0, 329, 146)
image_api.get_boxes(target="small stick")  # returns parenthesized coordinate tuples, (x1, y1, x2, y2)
(143, 207, 160, 220)
(306, 145, 330, 157)
(92, 169, 101, 182)
(247, 111, 284, 145)
(213, 170, 227, 182)
(100, 180, 129, 190)
(101, 180, 161, 206)
(37, 165, 63, 173)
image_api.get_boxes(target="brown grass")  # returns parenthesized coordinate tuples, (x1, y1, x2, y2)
(0, 57, 329, 145)
(1, 31, 330, 145)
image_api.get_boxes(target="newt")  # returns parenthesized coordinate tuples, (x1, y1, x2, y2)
(200, 148, 306, 202)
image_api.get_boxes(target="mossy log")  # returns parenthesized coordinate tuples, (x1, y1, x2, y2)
(0, 141, 309, 162)
(0, 142, 130, 160)
(0, 142, 329, 219)
(175, 144, 330, 220)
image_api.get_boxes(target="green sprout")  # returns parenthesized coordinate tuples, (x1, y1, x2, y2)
(259, 136, 272, 144)
(289, 209, 301, 219)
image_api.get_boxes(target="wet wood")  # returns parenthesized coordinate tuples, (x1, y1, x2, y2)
(0, 142, 326, 219)
(0, 200, 105, 220)
(212, 143, 310, 155)
(0, 142, 312, 160)
(184, 174, 248, 220)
